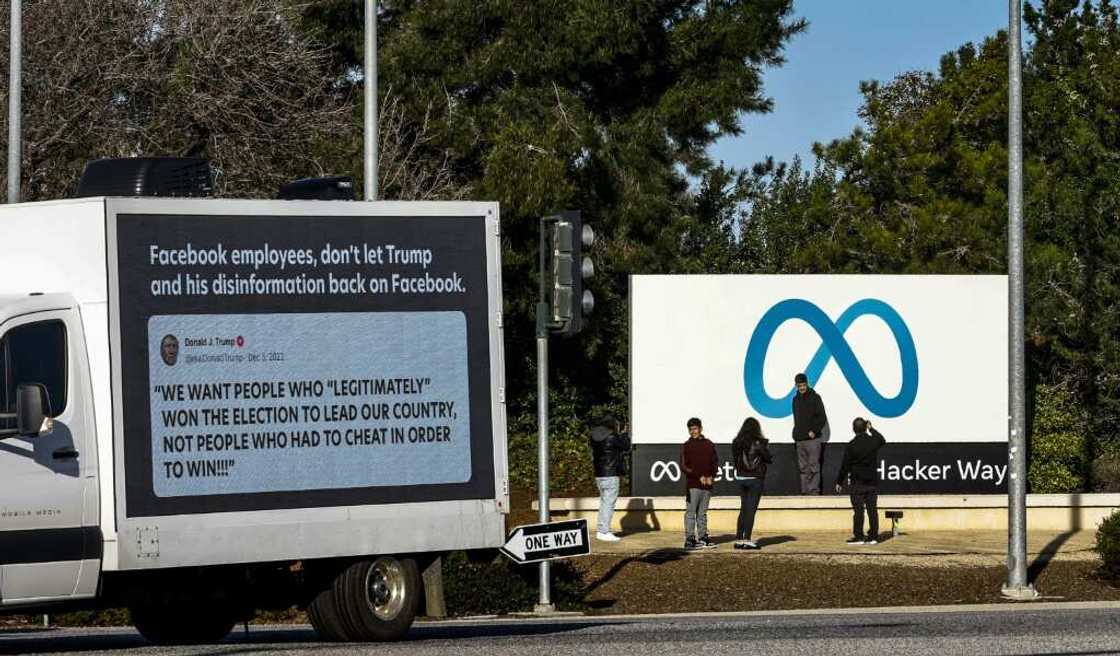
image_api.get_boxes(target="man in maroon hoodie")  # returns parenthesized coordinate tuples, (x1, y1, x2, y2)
(680, 417, 719, 550)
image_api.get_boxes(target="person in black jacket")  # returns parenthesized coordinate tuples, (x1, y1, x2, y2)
(589, 413, 631, 542)
(792, 373, 829, 494)
(731, 417, 772, 550)
(835, 417, 886, 545)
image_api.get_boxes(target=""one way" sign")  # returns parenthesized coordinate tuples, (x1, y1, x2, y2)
(499, 519, 590, 564)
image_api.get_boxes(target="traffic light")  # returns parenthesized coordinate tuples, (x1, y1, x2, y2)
(541, 211, 595, 336)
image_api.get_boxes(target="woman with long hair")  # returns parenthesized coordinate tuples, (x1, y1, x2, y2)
(731, 417, 772, 550)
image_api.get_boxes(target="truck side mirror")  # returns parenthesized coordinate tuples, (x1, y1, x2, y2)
(17, 383, 53, 438)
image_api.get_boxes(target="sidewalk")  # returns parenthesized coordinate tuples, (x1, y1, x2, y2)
(588, 529, 1098, 565)
(544, 493, 1120, 532)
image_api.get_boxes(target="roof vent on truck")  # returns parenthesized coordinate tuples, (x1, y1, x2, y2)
(277, 175, 354, 201)
(75, 157, 214, 198)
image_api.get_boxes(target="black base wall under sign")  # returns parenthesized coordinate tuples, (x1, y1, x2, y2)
(631, 442, 1008, 496)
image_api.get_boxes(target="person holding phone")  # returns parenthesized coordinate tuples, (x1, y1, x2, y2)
(835, 417, 886, 545)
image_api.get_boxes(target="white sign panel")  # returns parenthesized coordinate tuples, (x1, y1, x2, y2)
(630, 275, 1008, 445)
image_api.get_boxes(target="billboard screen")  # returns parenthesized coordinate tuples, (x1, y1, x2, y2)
(630, 275, 1009, 495)
(113, 212, 498, 517)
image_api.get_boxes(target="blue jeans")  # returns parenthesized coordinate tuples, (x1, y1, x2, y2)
(736, 478, 764, 540)
(595, 476, 620, 534)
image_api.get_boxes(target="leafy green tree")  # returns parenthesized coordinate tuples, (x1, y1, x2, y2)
(743, 0, 1120, 489)
(299, 1, 805, 490)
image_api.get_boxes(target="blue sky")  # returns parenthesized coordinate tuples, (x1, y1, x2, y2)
(709, 0, 1011, 172)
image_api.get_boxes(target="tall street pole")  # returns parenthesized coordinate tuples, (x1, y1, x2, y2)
(1002, 0, 1038, 601)
(7, 0, 20, 204)
(364, 0, 378, 201)
(535, 306, 553, 613)
(535, 218, 555, 613)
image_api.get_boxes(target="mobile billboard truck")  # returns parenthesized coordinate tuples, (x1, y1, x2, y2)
(0, 198, 508, 643)
(630, 275, 1008, 496)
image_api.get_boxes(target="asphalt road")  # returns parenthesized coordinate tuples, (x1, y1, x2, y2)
(3, 603, 1120, 656)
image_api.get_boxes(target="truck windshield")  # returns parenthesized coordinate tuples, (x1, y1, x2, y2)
(0, 320, 68, 427)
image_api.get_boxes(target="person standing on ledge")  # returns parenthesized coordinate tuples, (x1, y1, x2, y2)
(731, 416, 772, 550)
(835, 417, 886, 545)
(792, 373, 829, 494)
(680, 417, 718, 550)
(589, 413, 630, 542)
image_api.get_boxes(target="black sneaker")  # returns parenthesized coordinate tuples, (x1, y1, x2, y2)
(699, 535, 717, 549)
(684, 537, 701, 551)
(846, 536, 865, 545)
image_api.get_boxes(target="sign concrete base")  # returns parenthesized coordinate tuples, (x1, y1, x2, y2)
(540, 493, 1120, 533)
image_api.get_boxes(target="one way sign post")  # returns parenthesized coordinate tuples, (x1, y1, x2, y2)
(500, 519, 590, 564)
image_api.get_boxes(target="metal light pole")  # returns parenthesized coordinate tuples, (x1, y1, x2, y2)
(364, 0, 378, 201)
(535, 307, 553, 613)
(7, 0, 20, 204)
(1002, 0, 1038, 601)
(535, 218, 555, 613)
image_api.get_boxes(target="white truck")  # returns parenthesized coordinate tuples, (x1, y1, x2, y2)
(0, 197, 509, 643)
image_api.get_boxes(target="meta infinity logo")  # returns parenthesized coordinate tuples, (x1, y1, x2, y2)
(649, 460, 682, 483)
(743, 298, 919, 419)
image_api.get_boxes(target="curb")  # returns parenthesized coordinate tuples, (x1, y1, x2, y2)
(431, 599, 1120, 624)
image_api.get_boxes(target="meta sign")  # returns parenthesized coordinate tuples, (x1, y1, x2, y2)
(630, 275, 1009, 496)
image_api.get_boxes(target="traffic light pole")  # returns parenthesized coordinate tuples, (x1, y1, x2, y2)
(534, 212, 592, 613)
(535, 218, 555, 614)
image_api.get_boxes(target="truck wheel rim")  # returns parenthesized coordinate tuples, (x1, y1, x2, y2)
(366, 558, 405, 621)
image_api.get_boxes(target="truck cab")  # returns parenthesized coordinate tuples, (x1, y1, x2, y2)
(0, 293, 100, 606)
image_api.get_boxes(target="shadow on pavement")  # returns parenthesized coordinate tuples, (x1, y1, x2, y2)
(708, 534, 797, 548)
(619, 498, 662, 534)
(0, 630, 154, 655)
(0, 626, 151, 649)
(1028, 530, 1078, 584)
(409, 620, 624, 641)
(0, 627, 341, 655)
(1029, 500, 1084, 584)
(580, 547, 688, 606)
(0, 622, 621, 655)
(757, 535, 796, 547)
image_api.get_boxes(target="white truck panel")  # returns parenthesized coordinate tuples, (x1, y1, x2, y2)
(117, 499, 504, 570)
(1, 197, 509, 574)
(107, 198, 507, 569)
(0, 199, 118, 539)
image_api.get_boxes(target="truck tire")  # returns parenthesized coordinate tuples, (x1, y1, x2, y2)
(333, 556, 421, 641)
(130, 601, 237, 645)
(307, 587, 350, 642)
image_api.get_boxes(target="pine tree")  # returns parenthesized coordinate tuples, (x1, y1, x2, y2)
(299, 1, 806, 455)
(743, 0, 1120, 482)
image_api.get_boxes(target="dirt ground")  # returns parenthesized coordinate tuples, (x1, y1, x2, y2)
(3, 489, 1116, 625)
(509, 488, 1120, 614)
(570, 553, 1120, 614)
(2, 554, 1118, 627)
